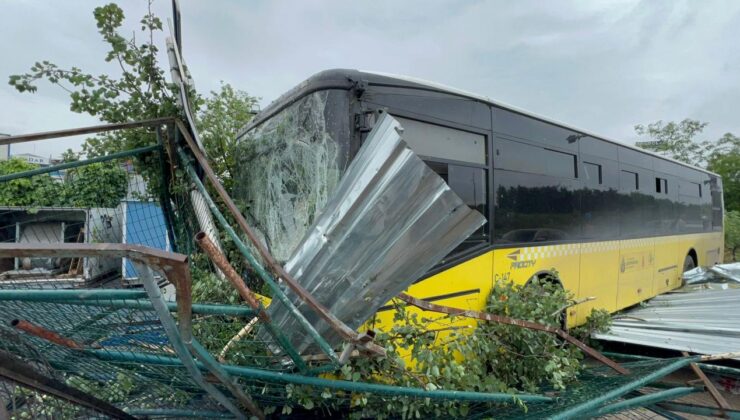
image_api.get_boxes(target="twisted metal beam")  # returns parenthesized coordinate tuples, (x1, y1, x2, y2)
(175, 120, 385, 357)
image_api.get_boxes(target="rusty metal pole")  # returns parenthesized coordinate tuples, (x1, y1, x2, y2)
(175, 122, 384, 356)
(683, 351, 732, 413)
(11, 319, 85, 350)
(0, 350, 137, 420)
(0, 117, 174, 146)
(194, 232, 317, 369)
(194, 231, 263, 313)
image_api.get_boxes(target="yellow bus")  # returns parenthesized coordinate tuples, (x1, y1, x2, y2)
(235, 69, 724, 329)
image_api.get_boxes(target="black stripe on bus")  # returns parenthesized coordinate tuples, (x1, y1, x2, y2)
(658, 265, 678, 273)
(376, 288, 481, 313)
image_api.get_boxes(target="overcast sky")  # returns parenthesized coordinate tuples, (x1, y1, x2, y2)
(2, 0, 739, 157)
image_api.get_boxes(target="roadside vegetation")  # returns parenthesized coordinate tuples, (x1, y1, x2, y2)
(725, 210, 740, 261)
(282, 278, 610, 418)
(0, 157, 127, 208)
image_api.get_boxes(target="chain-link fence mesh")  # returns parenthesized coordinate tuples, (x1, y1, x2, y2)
(0, 379, 112, 419)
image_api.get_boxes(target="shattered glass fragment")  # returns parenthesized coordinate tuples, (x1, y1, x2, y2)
(232, 90, 350, 262)
(261, 113, 487, 354)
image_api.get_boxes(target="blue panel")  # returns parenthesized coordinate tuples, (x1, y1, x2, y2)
(123, 201, 170, 279)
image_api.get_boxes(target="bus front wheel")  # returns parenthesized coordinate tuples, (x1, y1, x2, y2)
(683, 254, 696, 272)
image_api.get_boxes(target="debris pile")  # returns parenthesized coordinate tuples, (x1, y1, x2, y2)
(595, 263, 740, 355)
(683, 262, 740, 285)
(263, 113, 486, 353)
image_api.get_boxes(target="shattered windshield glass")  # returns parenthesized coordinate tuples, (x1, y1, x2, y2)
(262, 113, 487, 354)
(232, 90, 350, 262)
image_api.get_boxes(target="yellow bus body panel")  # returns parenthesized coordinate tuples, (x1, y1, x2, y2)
(371, 231, 723, 332)
(370, 251, 492, 341)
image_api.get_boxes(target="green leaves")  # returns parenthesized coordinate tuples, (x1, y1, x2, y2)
(635, 120, 740, 213)
(476, 277, 583, 393)
(635, 119, 711, 166)
(94, 3, 125, 33)
(196, 82, 259, 191)
(5, 1, 190, 207)
(0, 158, 127, 208)
(725, 211, 740, 261)
(279, 281, 603, 418)
(62, 162, 128, 208)
(7, 1, 176, 140)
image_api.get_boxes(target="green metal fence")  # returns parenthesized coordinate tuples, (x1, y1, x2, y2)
(0, 119, 728, 419)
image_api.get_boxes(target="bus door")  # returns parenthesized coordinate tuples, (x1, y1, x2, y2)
(577, 156, 620, 324)
(653, 174, 680, 294)
(616, 165, 656, 308)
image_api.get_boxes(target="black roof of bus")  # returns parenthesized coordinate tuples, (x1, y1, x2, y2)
(240, 68, 718, 177)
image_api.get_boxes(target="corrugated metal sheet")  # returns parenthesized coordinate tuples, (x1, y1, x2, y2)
(594, 283, 740, 355)
(683, 262, 740, 285)
(263, 113, 487, 353)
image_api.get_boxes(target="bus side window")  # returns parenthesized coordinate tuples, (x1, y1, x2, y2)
(655, 177, 668, 194)
(580, 157, 620, 240)
(710, 176, 723, 231)
(395, 116, 486, 165)
(492, 137, 581, 244)
(448, 165, 487, 214)
(677, 178, 704, 233)
(584, 162, 602, 187)
(620, 170, 638, 191)
(425, 161, 489, 255)
(393, 116, 490, 261)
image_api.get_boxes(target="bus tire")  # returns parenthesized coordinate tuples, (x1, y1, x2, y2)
(683, 253, 696, 272)
(526, 274, 567, 329)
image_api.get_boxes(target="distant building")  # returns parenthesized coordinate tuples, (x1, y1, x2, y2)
(13, 153, 51, 166)
(11, 152, 65, 181)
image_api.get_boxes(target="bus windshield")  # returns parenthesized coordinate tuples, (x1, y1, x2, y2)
(232, 90, 351, 262)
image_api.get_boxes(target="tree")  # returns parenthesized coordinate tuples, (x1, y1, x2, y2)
(634, 119, 712, 166)
(635, 120, 740, 212)
(60, 149, 80, 163)
(725, 211, 740, 261)
(9, 2, 176, 140)
(8, 3, 259, 196)
(8, 2, 180, 197)
(0, 158, 127, 208)
(197, 82, 259, 191)
(0, 158, 60, 207)
(61, 163, 128, 208)
(707, 133, 740, 212)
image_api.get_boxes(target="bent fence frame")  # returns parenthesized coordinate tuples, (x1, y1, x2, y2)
(0, 118, 552, 417)
(0, 117, 354, 371)
(1, 117, 727, 418)
(0, 244, 554, 418)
